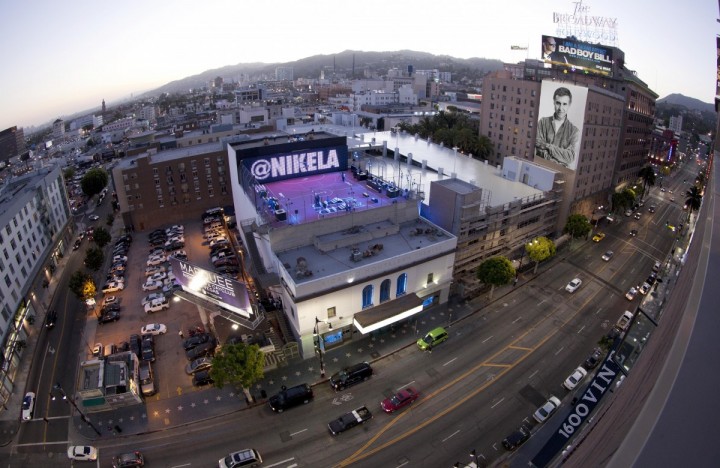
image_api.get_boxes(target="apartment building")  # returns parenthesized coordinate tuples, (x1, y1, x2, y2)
(0, 166, 72, 405)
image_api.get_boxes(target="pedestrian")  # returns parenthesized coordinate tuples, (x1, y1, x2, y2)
(513, 277, 518, 287)
(179, 330, 184, 339)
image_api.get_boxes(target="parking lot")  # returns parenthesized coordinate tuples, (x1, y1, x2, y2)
(90, 214, 237, 400)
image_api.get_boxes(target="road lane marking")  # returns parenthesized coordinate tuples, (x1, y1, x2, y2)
(491, 397, 505, 408)
(442, 430, 461, 442)
(265, 459, 296, 468)
(396, 381, 415, 391)
(290, 429, 307, 437)
(577, 325, 585, 334)
(554, 346, 565, 355)
(528, 370, 539, 379)
(443, 358, 457, 367)
(512, 317, 522, 324)
(482, 336, 493, 343)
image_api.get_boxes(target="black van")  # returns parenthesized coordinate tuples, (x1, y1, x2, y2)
(268, 383, 314, 412)
(329, 362, 373, 391)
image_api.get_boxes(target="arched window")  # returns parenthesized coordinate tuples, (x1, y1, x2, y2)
(380, 279, 391, 303)
(396, 273, 407, 296)
(362, 285, 374, 309)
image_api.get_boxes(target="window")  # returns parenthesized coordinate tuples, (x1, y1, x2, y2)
(427, 273, 434, 285)
(380, 279, 391, 303)
(362, 285, 374, 309)
(327, 306, 336, 319)
(396, 273, 407, 296)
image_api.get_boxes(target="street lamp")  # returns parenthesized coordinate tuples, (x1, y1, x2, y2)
(52, 382, 101, 436)
(313, 317, 332, 378)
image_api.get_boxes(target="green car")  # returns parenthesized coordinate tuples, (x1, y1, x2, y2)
(417, 327, 449, 351)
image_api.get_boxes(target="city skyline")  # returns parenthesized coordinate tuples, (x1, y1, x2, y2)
(0, 0, 715, 130)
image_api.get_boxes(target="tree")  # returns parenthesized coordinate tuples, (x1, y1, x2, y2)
(209, 343, 265, 400)
(92, 227, 111, 248)
(685, 186, 702, 221)
(637, 166, 656, 199)
(564, 214, 592, 239)
(63, 167, 75, 181)
(525, 237, 556, 274)
(68, 271, 95, 300)
(476, 256, 515, 299)
(84, 247, 104, 271)
(80, 168, 108, 198)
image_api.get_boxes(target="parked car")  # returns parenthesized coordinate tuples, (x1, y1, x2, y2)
(583, 348, 603, 370)
(67, 445, 98, 461)
(88, 214, 100, 221)
(563, 367, 588, 390)
(102, 281, 125, 293)
(533, 396, 561, 423)
(141, 292, 165, 307)
(639, 282, 652, 295)
(72, 239, 82, 251)
(502, 425, 530, 451)
(268, 383, 314, 413)
(98, 309, 120, 324)
(625, 287, 638, 301)
(21, 392, 35, 420)
(185, 356, 213, 375)
(148, 272, 168, 283)
(182, 333, 213, 350)
(146, 255, 166, 266)
(129, 334, 141, 358)
(139, 361, 156, 396)
(381, 387, 419, 413)
(185, 341, 216, 361)
(192, 369, 214, 386)
(141, 336, 155, 362)
(141, 323, 167, 335)
(144, 298, 170, 314)
(142, 280, 163, 292)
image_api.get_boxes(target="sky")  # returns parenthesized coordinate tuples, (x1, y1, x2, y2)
(1, 0, 716, 131)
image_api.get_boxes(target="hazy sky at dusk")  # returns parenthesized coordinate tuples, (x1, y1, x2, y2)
(1, 0, 716, 130)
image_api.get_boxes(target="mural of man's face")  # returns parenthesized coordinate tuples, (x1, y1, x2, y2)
(553, 95, 571, 120)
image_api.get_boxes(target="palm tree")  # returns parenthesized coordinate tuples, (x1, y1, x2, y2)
(638, 166, 656, 200)
(685, 186, 702, 221)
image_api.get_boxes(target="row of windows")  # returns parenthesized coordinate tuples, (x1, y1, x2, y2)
(361, 273, 409, 309)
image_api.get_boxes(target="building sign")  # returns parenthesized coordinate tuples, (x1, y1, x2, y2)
(249, 148, 341, 181)
(242, 144, 348, 183)
(542, 35, 613, 77)
(169, 257, 252, 318)
(531, 357, 621, 467)
(716, 37, 720, 101)
(552, 0, 618, 46)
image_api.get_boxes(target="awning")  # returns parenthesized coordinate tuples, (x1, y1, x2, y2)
(353, 294, 425, 334)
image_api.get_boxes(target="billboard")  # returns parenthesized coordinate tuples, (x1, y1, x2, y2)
(542, 35, 613, 77)
(168, 256, 253, 318)
(534, 81, 588, 171)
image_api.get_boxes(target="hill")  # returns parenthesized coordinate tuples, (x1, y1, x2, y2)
(657, 93, 714, 114)
(656, 93, 716, 136)
(147, 50, 504, 95)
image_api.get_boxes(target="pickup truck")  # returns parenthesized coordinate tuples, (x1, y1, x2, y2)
(328, 406, 372, 435)
(615, 311, 634, 331)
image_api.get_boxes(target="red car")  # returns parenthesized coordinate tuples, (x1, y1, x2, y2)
(381, 387, 419, 413)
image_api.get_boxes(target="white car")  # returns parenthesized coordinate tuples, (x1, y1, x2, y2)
(625, 287, 638, 301)
(141, 292, 165, 307)
(145, 265, 166, 277)
(146, 255, 167, 266)
(112, 255, 128, 263)
(102, 281, 124, 294)
(565, 278, 582, 293)
(21, 392, 35, 420)
(149, 272, 168, 282)
(142, 280, 163, 292)
(638, 282, 651, 295)
(533, 396, 561, 423)
(563, 367, 588, 390)
(209, 238, 229, 248)
(67, 445, 98, 461)
(103, 296, 117, 307)
(88, 214, 100, 221)
(144, 298, 170, 314)
(141, 323, 167, 335)
(601, 250, 614, 262)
